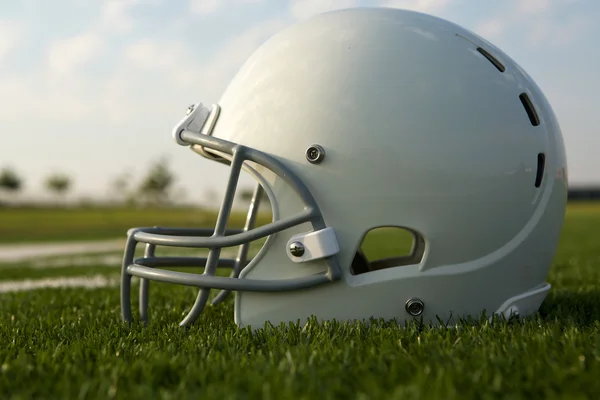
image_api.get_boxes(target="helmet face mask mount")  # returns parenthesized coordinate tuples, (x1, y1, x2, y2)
(121, 102, 343, 326)
(120, 7, 568, 329)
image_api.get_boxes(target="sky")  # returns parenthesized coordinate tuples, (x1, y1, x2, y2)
(0, 0, 599, 204)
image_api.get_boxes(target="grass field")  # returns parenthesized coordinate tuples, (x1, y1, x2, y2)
(0, 203, 599, 399)
(0, 206, 272, 243)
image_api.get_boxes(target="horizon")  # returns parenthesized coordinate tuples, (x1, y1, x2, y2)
(1, 0, 599, 204)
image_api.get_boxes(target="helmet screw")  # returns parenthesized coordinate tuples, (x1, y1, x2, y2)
(289, 241, 305, 257)
(306, 145, 325, 164)
(405, 298, 425, 316)
(186, 104, 196, 115)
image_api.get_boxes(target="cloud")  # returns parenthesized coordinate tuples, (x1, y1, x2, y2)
(120, 38, 201, 94)
(98, 0, 161, 33)
(124, 39, 189, 71)
(121, 15, 287, 94)
(0, 21, 25, 61)
(513, 0, 587, 46)
(46, 32, 105, 76)
(189, 0, 265, 15)
(379, 0, 452, 13)
(526, 12, 588, 46)
(473, 0, 588, 46)
(44, 0, 168, 78)
(289, 0, 359, 20)
(0, 12, 289, 128)
(517, 0, 551, 15)
(0, 76, 86, 126)
(195, 17, 289, 98)
(190, 0, 220, 14)
(474, 18, 507, 38)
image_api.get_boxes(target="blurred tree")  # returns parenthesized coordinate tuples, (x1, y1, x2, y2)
(112, 172, 129, 194)
(236, 185, 269, 211)
(0, 167, 23, 193)
(237, 187, 254, 203)
(45, 173, 72, 197)
(0, 167, 24, 205)
(110, 171, 134, 205)
(203, 188, 219, 207)
(172, 186, 188, 205)
(138, 157, 176, 206)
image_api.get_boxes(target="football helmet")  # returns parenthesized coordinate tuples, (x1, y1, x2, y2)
(120, 7, 568, 328)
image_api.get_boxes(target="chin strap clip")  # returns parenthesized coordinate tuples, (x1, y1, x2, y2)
(286, 227, 339, 263)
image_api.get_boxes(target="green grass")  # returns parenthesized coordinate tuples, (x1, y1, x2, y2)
(0, 265, 119, 281)
(0, 202, 599, 399)
(0, 206, 272, 243)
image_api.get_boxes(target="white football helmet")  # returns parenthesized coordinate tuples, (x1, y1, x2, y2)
(121, 7, 568, 328)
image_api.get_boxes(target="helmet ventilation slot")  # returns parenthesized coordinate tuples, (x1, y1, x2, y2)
(476, 47, 505, 72)
(535, 153, 545, 188)
(519, 93, 540, 126)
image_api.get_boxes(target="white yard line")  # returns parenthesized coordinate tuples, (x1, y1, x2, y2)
(0, 274, 120, 293)
(0, 239, 125, 263)
(28, 254, 124, 268)
(0, 239, 250, 293)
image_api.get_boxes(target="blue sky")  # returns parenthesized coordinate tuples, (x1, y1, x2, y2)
(0, 0, 598, 204)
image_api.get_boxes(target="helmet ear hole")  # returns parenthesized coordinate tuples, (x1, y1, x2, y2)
(351, 226, 425, 275)
(350, 249, 371, 275)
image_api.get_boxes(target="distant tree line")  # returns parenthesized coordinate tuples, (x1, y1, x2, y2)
(3, 161, 600, 208)
(0, 157, 259, 208)
(108, 157, 180, 207)
(0, 168, 72, 200)
(568, 187, 600, 201)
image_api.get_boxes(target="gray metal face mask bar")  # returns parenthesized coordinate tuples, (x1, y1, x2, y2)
(121, 104, 343, 327)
